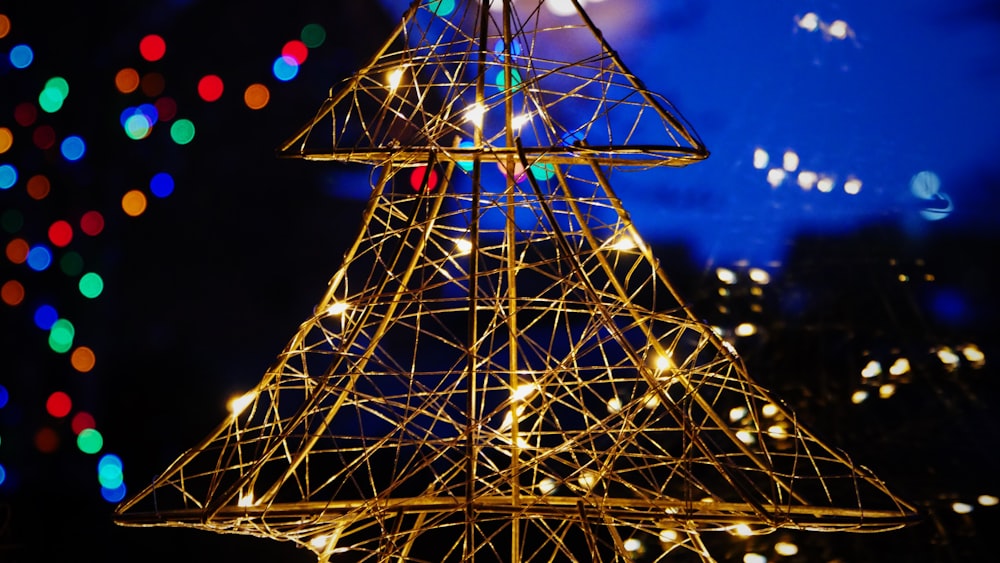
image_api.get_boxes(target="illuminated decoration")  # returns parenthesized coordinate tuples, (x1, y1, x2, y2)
(115, 1, 918, 561)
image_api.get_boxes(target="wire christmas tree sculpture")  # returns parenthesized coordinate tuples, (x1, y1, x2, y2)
(115, 1, 919, 561)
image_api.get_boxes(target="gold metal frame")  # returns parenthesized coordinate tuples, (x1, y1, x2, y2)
(115, 1, 918, 561)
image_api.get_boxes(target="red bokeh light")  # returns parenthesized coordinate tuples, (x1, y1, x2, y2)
(46, 391, 72, 418)
(48, 220, 73, 247)
(139, 34, 166, 62)
(80, 210, 105, 236)
(197, 75, 224, 102)
(281, 40, 309, 65)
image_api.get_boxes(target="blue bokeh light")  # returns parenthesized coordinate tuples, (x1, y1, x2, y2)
(60, 135, 86, 161)
(272, 55, 299, 81)
(26, 244, 53, 271)
(0, 164, 17, 190)
(150, 172, 175, 198)
(33, 304, 58, 330)
(9, 44, 34, 69)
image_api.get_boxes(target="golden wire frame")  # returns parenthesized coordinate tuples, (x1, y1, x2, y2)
(115, 1, 919, 561)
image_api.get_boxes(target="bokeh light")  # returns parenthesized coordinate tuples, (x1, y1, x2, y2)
(76, 428, 103, 454)
(0, 14, 10, 38)
(79, 211, 105, 236)
(139, 34, 166, 61)
(48, 220, 73, 247)
(1, 209, 23, 233)
(1, 279, 25, 306)
(60, 135, 86, 161)
(197, 74, 224, 102)
(244, 83, 270, 110)
(170, 119, 196, 145)
(0, 127, 12, 153)
(46, 391, 73, 418)
(14, 102, 37, 127)
(9, 44, 33, 69)
(272, 55, 299, 81)
(101, 482, 127, 503)
(115, 68, 141, 94)
(26, 244, 53, 271)
(141, 72, 165, 97)
(27, 174, 51, 200)
(48, 318, 75, 353)
(71, 346, 96, 373)
(300, 23, 326, 48)
(60, 251, 84, 276)
(98, 454, 123, 489)
(121, 190, 148, 217)
(0, 384, 8, 408)
(0, 164, 17, 189)
(282, 40, 308, 64)
(409, 166, 439, 192)
(39, 77, 70, 113)
(32, 125, 56, 149)
(155, 96, 177, 121)
(71, 411, 96, 434)
(78, 272, 104, 299)
(150, 172, 174, 198)
(33, 304, 58, 330)
(34, 427, 59, 453)
(6, 238, 29, 264)
(426, 0, 457, 16)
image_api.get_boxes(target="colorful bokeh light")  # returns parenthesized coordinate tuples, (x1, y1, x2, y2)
(78, 272, 104, 299)
(6, 238, 29, 263)
(272, 55, 299, 81)
(26, 244, 53, 271)
(197, 74, 224, 102)
(45, 391, 72, 418)
(9, 44, 33, 69)
(27, 174, 51, 200)
(170, 119, 195, 145)
(76, 428, 103, 454)
(60, 135, 86, 161)
(1, 280, 25, 306)
(0, 164, 17, 189)
(0, 127, 12, 153)
(300, 23, 326, 48)
(115, 67, 141, 94)
(71, 411, 96, 434)
(48, 318, 75, 353)
(244, 83, 270, 110)
(139, 34, 166, 62)
(33, 304, 58, 330)
(48, 220, 73, 247)
(282, 40, 308, 65)
(121, 190, 148, 217)
(79, 211, 104, 236)
(71, 346, 96, 373)
(60, 251, 84, 276)
(150, 172, 174, 198)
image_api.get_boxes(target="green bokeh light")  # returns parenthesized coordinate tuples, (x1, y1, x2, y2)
(300, 23, 326, 48)
(60, 251, 84, 276)
(530, 163, 556, 181)
(48, 318, 75, 354)
(124, 115, 152, 140)
(78, 272, 104, 299)
(170, 119, 195, 145)
(77, 428, 103, 454)
(426, 0, 456, 15)
(98, 463, 123, 489)
(45, 77, 70, 99)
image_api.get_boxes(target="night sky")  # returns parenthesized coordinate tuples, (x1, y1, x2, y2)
(1, 1, 999, 561)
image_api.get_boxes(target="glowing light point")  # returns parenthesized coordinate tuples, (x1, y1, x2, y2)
(828, 20, 850, 40)
(453, 238, 473, 256)
(79, 272, 104, 299)
(978, 495, 999, 507)
(511, 383, 537, 402)
(879, 383, 896, 399)
(861, 360, 882, 379)
(851, 390, 869, 404)
(716, 267, 738, 285)
(743, 553, 767, 563)
(623, 538, 642, 553)
(327, 302, 350, 316)
(733, 523, 754, 537)
(425, 0, 457, 16)
(60, 135, 86, 161)
(77, 428, 104, 454)
(752, 147, 769, 169)
(952, 502, 973, 515)
(817, 176, 835, 193)
(774, 541, 799, 556)
(387, 67, 405, 92)
(139, 34, 166, 61)
(729, 406, 748, 422)
(577, 470, 599, 491)
(607, 397, 622, 414)
(736, 430, 756, 445)
(761, 403, 779, 418)
(797, 170, 818, 190)
(170, 119, 196, 145)
(10, 44, 34, 69)
(237, 492, 255, 507)
(537, 477, 557, 495)
(272, 55, 299, 82)
(889, 357, 911, 377)
(735, 323, 757, 337)
(844, 177, 862, 195)
(782, 150, 799, 172)
(465, 103, 486, 127)
(797, 12, 820, 32)
(748, 267, 771, 284)
(766, 168, 786, 188)
(229, 391, 256, 417)
(197, 74, 224, 102)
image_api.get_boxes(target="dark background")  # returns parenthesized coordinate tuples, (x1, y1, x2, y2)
(1, 0, 998, 561)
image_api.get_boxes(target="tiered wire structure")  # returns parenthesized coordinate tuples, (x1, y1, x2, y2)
(114, 1, 920, 561)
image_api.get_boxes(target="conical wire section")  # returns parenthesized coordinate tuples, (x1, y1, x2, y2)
(115, 1, 919, 561)
(278, 0, 708, 167)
